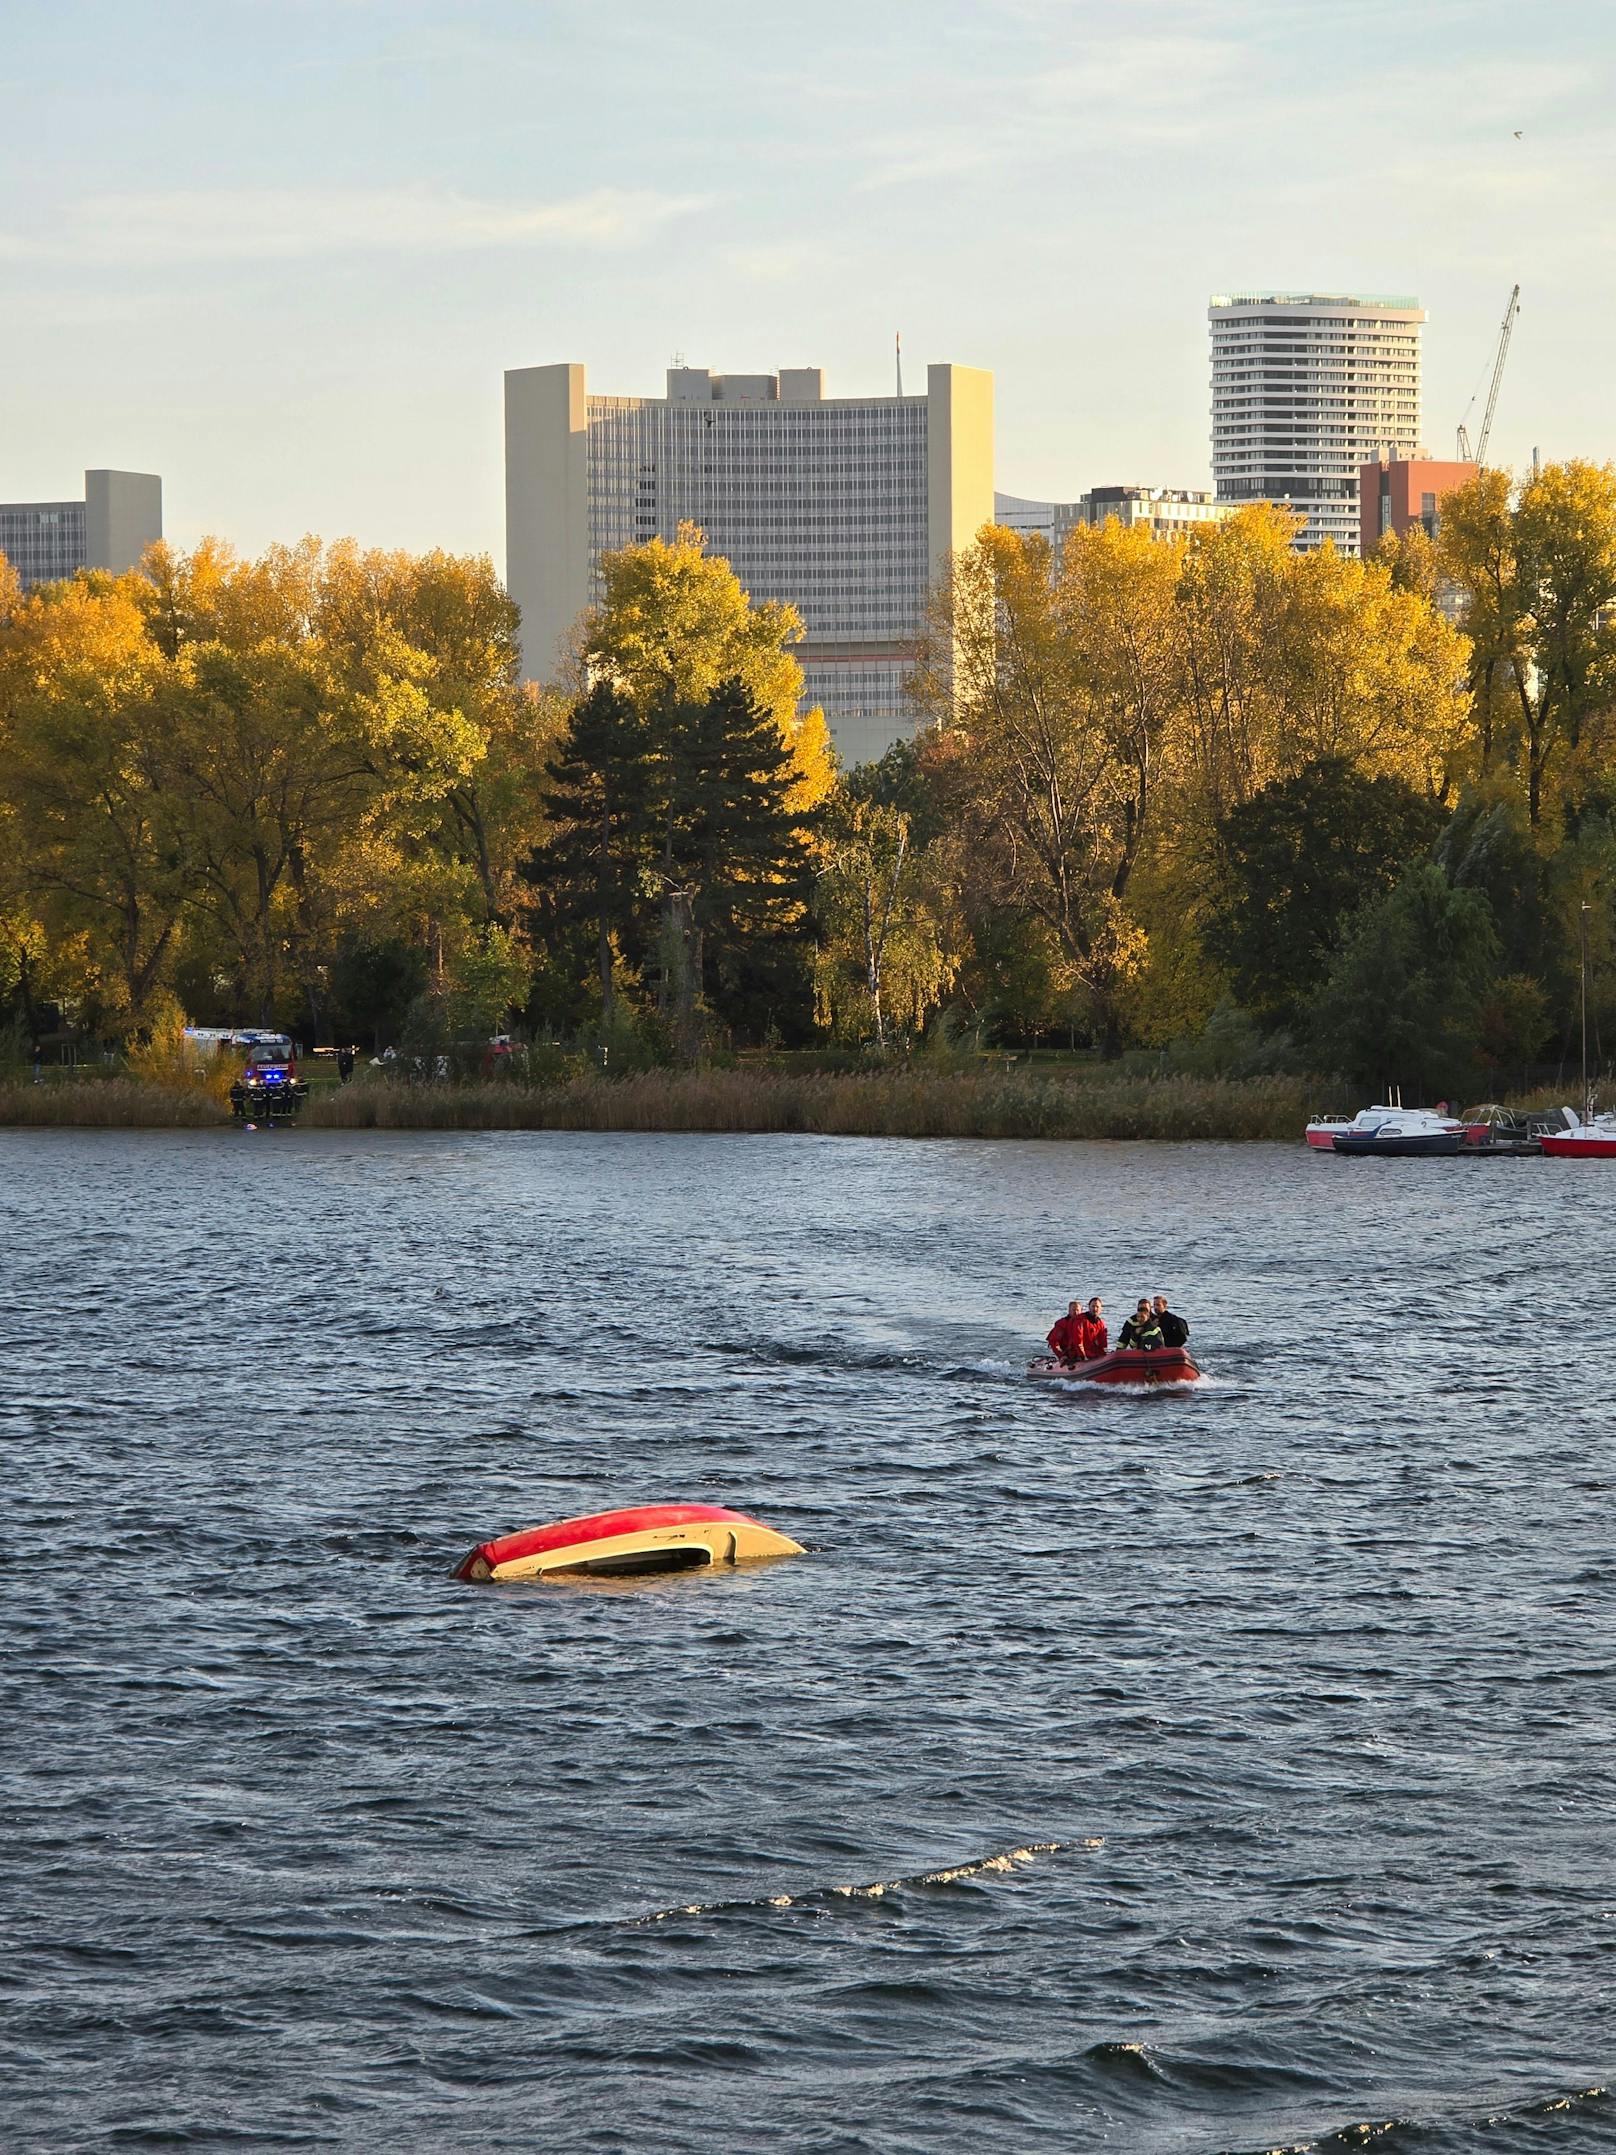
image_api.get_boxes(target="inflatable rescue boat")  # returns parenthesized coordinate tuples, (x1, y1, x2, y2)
(1028, 1348, 1201, 1387)
(454, 1502, 805, 1583)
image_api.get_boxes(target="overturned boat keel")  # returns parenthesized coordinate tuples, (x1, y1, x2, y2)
(455, 1503, 806, 1583)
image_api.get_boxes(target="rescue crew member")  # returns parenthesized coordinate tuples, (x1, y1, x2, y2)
(1075, 1296, 1108, 1359)
(1118, 1299, 1164, 1352)
(1046, 1300, 1089, 1366)
(1151, 1295, 1189, 1349)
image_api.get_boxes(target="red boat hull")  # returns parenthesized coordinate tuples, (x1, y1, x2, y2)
(1028, 1349, 1201, 1386)
(1540, 1133, 1616, 1158)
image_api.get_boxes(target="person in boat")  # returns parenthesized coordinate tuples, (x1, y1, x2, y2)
(1046, 1296, 1108, 1366)
(1152, 1295, 1189, 1350)
(1077, 1296, 1107, 1359)
(1118, 1299, 1164, 1352)
(1046, 1300, 1088, 1366)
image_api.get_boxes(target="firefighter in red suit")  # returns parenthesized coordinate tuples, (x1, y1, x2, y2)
(1046, 1301, 1086, 1363)
(1076, 1296, 1108, 1358)
(1047, 1296, 1107, 1365)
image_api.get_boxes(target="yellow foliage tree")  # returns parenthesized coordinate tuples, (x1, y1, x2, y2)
(581, 524, 836, 815)
(1438, 459, 1616, 825)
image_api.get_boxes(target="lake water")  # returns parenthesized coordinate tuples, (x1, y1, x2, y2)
(3, 1128, 1613, 2151)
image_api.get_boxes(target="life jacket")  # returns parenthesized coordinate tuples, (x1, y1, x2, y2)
(1074, 1314, 1108, 1358)
(1046, 1313, 1087, 1361)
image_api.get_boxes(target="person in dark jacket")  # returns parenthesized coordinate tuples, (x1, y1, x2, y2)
(1046, 1300, 1087, 1365)
(1118, 1298, 1164, 1351)
(1152, 1294, 1189, 1349)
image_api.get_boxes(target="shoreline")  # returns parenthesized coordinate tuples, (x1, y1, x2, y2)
(0, 1070, 1338, 1141)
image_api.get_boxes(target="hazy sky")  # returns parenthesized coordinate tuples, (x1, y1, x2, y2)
(5, 0, 1610, 563)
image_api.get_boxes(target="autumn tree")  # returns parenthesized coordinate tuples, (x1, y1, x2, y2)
(0, 574, 183, 1032)
(911, 520, 1179, 1043)
(1439, 460, 1616, 826)
(581, 524, 837, 819)
(812, 797, 958, 1047)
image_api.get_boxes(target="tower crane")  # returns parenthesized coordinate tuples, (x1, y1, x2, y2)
(1457, 284, 1520, 464)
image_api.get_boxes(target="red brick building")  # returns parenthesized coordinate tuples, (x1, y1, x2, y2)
(1359, 455, 1476, 557)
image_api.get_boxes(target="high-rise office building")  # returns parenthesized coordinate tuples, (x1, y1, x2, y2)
(505, 361, 994, 766)
(0, 469, 163, 590)
(1209, 293, 1423, 554)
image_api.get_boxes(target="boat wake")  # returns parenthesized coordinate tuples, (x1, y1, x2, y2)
(629, 1838, 1097, 1926)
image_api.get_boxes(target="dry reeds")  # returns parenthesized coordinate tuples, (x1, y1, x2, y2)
(302, 1068, 1327, 1140)
(0, 1079, 231, 1128)
(1, 1067, 1337, 1139)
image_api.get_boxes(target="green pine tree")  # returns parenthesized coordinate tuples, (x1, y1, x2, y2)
(649, 678, 817, 1056)
(524, 683, 651, 1021)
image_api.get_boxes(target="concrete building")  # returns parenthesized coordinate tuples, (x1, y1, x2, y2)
(1068, 485, 1231, 542)
(1209, 292, 1424, 554)
(995, 486, 1230, 560)
(1358, 452, 1475, 556)
(0, 470, 163, 590)
(506, 360, 994, 766)
(993, 491, 1062, 543)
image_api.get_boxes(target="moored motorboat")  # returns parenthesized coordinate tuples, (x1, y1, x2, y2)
(1330, 1106, 1465, 1157)
(454, 1503, 805, 1583)
(1028, 1348, 1201, 1386)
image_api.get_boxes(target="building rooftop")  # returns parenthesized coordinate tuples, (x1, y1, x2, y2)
(1210, 291, 1420, 311)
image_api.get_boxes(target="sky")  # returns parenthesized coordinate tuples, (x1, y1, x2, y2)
(4, 0, 1612, 563)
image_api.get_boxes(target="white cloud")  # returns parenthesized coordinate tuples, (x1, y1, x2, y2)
(0, 185, 713, 266)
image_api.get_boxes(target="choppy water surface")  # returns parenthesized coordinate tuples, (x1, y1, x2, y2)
(3, 1130, 1614, 2151)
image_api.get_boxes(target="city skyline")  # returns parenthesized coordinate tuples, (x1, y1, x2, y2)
(4, 0, 1609, 562)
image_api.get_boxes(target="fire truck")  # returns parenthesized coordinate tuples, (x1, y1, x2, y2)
(184, 1029, 309, 1119)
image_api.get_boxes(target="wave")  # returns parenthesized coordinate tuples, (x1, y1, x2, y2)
(1217, 2079, 1610, 2153)
(629, 1837, 1098, 1925)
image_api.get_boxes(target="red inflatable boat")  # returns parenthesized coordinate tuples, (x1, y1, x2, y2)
(454, 1502, 805, 1583)
(1027, 1349, 1201, 1387)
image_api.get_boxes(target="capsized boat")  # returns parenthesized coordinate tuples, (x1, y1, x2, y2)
(1028, 1348, 1201, 1387)
(1540, 1108, 1616, 1160)
(454, 1503, 805, 1583)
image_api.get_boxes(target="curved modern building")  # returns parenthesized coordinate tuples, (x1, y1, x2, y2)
(1209, 292, 1423, 554)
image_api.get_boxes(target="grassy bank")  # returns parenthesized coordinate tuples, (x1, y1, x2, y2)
(1, 1068, 1340, 1140)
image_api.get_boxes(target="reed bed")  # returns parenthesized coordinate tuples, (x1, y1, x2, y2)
(1, 1067, 1338, 1139)
(302, 1069, 1328, 1140)
(0, 1078, 229, 1128)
